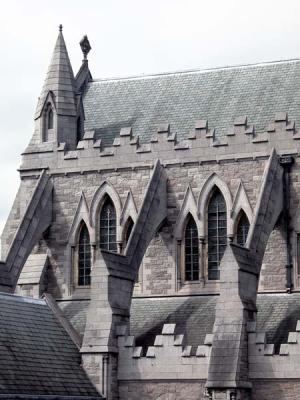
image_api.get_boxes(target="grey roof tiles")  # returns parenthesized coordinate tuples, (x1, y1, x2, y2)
(83, 59, 300, 145)
(58, 293, 300, 354)
(0, 293, 100, 397)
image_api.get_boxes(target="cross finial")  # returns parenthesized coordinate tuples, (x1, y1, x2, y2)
(59, 24, 63, 33)
(80, 35, 92, 61)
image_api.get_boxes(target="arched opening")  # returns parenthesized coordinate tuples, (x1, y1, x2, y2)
(207, 188, 227, 280)
(77, 117, 83, 144)
(184, 214, 199, 281)
(236, 210, 250, 246)
(100, 196, 117, 252)
(124, 216, 134, 249)
(48, 108, 53, 129)
(77, 223, 91, 286)
(42, 103, 54, 142)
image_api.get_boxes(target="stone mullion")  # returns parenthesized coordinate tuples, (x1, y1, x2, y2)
(199, 237, 205, 282)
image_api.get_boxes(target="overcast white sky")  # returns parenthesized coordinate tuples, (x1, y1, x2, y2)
(1, 0, 300, 238)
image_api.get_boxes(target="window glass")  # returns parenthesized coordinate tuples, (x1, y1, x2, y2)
(100, 198, 117, 252)
(207, 189, 227, 280)
(236, 211, 250, 246)
(78, 224, 91, 286)
(184, 215, 199, 281)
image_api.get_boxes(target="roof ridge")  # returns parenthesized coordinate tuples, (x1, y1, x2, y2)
(0, 292, 46, 304)
(91, 57, 300, 83)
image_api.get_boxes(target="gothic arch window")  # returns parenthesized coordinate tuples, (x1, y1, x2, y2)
(184, 214, 199, 281)
(236, 211, 250, 246)
(100, 197, 117, 252)
(42, 103, 54, 142)
(77, 117, 83, 143)
(77, 223, 91, 286)
(124, 217, 134, 249)
(207, 188, 227, 280)
(48, 108, 53, 129)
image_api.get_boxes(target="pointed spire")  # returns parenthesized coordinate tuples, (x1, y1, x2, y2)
(35, 25, 77, 119)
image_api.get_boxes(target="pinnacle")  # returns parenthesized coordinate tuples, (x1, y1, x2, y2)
(35, 26, 77, 119)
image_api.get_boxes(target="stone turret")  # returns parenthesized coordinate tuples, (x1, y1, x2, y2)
(34, 25, 78, 149)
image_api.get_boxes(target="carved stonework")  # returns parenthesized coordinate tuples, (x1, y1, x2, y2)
(80, 35, 91, 60)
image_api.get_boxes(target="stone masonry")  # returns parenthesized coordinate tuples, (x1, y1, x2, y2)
(3, 26, 300, 399)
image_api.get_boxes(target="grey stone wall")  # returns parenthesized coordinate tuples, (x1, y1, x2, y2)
(13, 114, 300, 298)
(119, 381, 206, 400)
(260, 218, 286, 291)
(1, 178, 38, 259)
(3, 155, 295, 298)
(44, 159, 267, 299)
(252, 381, 300, 400)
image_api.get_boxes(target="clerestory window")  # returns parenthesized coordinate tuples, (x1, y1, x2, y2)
(100, 197, 117, 252)
(77, 223, 91, 286)
(184, 214, 199, 281)
(207, 188, 227, 280)
(236, 211, 250, 246)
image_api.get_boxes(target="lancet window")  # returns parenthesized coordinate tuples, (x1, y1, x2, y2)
(236, 211, 250, 246)
(100, 197, 117, 252)
(207, 188, 227, 280)
(184, 215, 199, 281)
(77, 223, 91, 286)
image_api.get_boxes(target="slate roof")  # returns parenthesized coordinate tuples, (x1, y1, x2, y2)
(0, 293, 100, 398)
(83, 59, 300, 146)
(58, 293, 300, 354)
(58, 299, 90, 337)
(35, 30, 77, 119)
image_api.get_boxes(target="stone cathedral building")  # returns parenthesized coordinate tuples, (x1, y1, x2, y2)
(3, 25, 300, 400)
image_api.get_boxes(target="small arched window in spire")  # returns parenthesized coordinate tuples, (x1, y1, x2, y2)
(77, 223, 91, 286)
(124, 217, 134, 249)
(236, 211, 250, 246)
(48, 108, 53, 129)
(184, 214, 199, 281)
(100, 197, 117, 252)
(42, 103, 53, 142)
(77, 117, 82, 144)
(207, 188, 227, 280)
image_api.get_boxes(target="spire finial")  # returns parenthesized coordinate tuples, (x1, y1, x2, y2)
(59, 24, 63, 33)
(80, 35, 91, 61)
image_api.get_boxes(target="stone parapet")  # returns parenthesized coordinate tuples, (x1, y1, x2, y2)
(118, 323, 211, 381)
(249, 321, 300, 379)
(20, 114, 300, 176)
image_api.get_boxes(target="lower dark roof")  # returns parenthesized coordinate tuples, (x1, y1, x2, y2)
(0, 293, 100, 398)
(58, 293, 300, 353)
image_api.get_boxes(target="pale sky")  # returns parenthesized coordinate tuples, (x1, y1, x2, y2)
(1, 0, 300, 238)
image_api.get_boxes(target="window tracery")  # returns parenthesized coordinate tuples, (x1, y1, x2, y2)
(184, 214, 199, 281)
(207, 188, 227, 280)
(77, 223, 91, 286)
(100, 197, 117, 252)
(236, 211, 250, 246)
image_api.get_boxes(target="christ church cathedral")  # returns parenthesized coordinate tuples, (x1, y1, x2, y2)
(1, 25, 300, 400)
